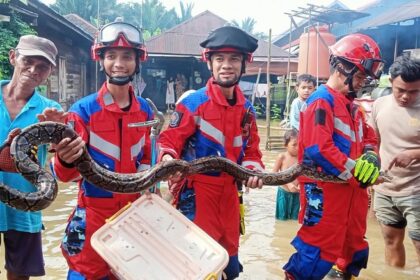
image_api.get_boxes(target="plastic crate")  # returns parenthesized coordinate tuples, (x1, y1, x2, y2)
(91, 193, 229, 280)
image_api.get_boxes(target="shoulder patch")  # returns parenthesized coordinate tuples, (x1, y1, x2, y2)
(314, 108, 326, 125)
(169, 111, 183, 128)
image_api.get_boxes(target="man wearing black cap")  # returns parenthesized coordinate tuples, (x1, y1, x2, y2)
(158, 26, 264, 279)
(0, 34, 64, 279)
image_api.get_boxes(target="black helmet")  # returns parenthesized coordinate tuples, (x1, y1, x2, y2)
(200, 26, 258, 62)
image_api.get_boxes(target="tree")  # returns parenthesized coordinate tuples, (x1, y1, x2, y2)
(231, 17, 256, 34)
(0, 13, 36, 79)
(178, 1, 194, 23)
(117, 0, 177, 38)
(51, 0, 118, 25)
(231, 17, 268, 40)
(49, 0, 194, 39)
(141, 0, 178, 36)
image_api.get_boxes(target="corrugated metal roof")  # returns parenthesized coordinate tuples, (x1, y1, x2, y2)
(146, 10, 290, 58)
(357, 1, 420, 30)
(64, 14, 97, 38)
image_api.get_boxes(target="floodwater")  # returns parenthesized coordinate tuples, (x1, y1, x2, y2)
(1, 121, 419, 279)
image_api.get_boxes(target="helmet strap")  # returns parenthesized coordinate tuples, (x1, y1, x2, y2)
(108, 75, 133, 86)
(341, 67, 358, 98)
(332, 56, 358, 98)
(102, 67, 135, 86)
(99, 52, 140, 86)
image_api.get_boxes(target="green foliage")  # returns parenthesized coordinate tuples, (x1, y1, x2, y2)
(52, 0, 118, 24)
(230, 17, 268, 40)
(270, 104, 282, 120)
(51, 0, 192, 38)
(253, 104, 264, 118)
(178, 1, 194, 23)
(0, 13, 36, 79)
(252, 103, 283, 120)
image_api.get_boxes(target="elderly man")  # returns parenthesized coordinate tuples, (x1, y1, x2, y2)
(0, 34, 64, 280)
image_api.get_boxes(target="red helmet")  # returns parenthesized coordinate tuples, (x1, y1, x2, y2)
(329, 33, 384, 79)
(91, 21, 147, 62)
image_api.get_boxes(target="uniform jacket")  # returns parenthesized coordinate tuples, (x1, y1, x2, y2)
(159, 78, 264, 183)
(298, 84, 377, 186)
(52, 83, 153, 206)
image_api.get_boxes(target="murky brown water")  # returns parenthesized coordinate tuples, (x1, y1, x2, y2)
(2, 121, 419, 279)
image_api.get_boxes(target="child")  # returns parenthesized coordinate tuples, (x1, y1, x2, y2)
(273, 128, 299, 220)
(289, 74, 316, 130)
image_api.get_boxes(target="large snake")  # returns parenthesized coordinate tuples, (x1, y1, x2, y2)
(0, 122, 392, 212)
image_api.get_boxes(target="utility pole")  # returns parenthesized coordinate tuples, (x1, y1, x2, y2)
(265, 29, 272, 150)
(95, 0, 100, 91)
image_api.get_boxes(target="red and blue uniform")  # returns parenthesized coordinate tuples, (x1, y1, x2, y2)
(158, 78, 264, 279)
(52, 83, 152, 279)
(283, 84, 377, 279)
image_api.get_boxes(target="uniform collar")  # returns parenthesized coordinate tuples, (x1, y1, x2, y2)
(97, 83, 139, 112)
(206, 77, 246, 107)
(323, 84, 352, 104)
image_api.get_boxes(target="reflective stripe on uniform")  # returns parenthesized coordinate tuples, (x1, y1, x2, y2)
(90, 131, 120, 160)
(338, 158, 356, 180)
(137, 164, 150, 171)
(344, 158, 356, 171)
(358, 122, 364, 142)
(130, 135, 145, 159)
(334, 117, 356, 142)
(103, 93, 114, 106)
(199, 118, 225, 146)
(233, 135, 243, 147)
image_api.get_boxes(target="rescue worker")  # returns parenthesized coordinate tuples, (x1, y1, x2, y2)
(283, 34, 384, 280)
(158, 26, 264, 279)
(51, 19, 153, 279)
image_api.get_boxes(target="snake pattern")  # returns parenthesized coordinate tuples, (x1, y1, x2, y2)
(0, 122, 391, 212)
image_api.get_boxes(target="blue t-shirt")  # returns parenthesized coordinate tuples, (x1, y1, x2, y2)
(289, 97, 306, 131)
(0, 80, 62, 232)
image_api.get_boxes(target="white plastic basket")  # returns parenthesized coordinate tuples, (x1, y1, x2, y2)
(91, 193, 229, 280)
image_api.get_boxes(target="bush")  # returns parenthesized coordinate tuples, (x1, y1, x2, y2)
(0, 12, 36, 79)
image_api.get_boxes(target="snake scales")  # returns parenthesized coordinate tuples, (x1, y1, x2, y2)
(0, 121, 391, 212)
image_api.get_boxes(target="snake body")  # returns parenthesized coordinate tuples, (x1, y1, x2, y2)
(0, 122, 391, 212)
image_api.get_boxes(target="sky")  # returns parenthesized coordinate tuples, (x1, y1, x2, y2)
(41, 0, 378, 38)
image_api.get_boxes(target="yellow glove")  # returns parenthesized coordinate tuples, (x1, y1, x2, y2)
(353, 151, 380, 186)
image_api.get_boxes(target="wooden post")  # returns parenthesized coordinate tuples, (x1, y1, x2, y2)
(251, 68, 262, 106)
(265, 29, 272, 150)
